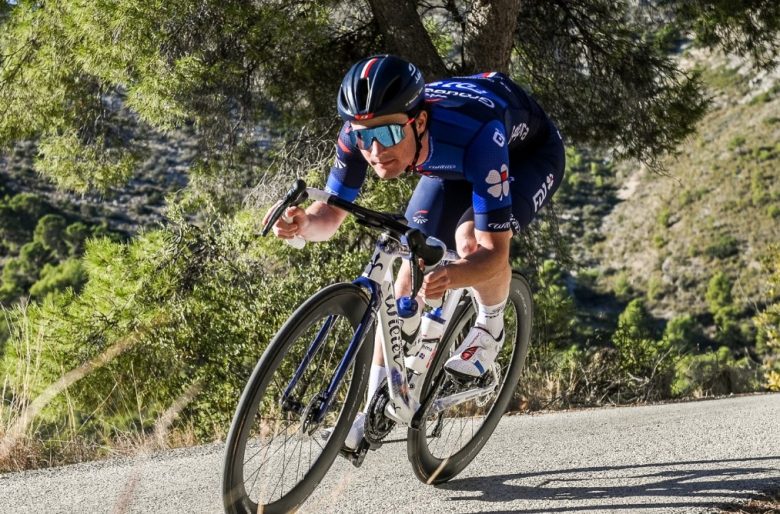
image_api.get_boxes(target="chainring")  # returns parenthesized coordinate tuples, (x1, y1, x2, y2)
(364, 379, 396, 445)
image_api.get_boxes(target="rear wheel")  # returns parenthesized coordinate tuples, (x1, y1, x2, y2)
(222, 283, 373, 514)
(406, 272, 533, 484)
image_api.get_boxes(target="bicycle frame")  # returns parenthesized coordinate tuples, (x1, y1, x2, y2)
(283, 230, 502, 429)
(356, 234, 465, 425)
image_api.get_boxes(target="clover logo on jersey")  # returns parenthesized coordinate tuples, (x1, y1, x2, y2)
(486, 164, 510, 200)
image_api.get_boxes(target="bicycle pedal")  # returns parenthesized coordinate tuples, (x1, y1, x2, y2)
(339, 441, 371, 468)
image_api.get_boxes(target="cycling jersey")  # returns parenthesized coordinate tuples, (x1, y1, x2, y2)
(325, 72, 561, 235)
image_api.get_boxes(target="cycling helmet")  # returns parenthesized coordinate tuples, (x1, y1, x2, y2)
(337, 55, 425, 121)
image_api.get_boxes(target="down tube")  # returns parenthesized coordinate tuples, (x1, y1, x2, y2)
(282, 314, 338, 404)
(314, 277, 379, 423)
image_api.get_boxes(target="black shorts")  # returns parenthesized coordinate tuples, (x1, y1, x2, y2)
(404, 119, 566, 249)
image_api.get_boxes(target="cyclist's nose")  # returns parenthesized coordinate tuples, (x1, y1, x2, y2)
(368, 139, 386, 156)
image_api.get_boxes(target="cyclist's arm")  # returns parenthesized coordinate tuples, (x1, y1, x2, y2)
(297, 201, 348, 241)
(448, 229, 511, 284)
(266, 122, 366, 242)
(419, 230, 511, 299)
(264, 201, 347, 242)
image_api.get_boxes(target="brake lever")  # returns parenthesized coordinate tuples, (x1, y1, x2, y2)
(261, 179, 308, 249)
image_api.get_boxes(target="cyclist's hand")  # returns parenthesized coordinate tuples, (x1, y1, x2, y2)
(420, 266, 450, 301)
(263, 204, 309, 240)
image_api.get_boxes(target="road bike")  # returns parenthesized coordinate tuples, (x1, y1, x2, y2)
(222, 180, 534, 513)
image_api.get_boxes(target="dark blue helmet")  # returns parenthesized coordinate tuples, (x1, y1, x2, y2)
(337, 55, 425, 121)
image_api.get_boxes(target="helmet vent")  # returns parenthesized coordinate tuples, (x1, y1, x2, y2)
(356, 78, 370, 110)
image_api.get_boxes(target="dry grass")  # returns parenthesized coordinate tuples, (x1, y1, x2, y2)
(0, 304, 202, 473)
(718, 492, 780, 513)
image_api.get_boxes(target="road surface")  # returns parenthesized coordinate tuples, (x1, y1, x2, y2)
(1, 394, 778, 513)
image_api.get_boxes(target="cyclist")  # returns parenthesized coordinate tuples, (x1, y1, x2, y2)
(265, 54, 565, 448)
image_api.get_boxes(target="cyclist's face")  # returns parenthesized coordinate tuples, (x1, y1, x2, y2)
(351, 112, 425, 179)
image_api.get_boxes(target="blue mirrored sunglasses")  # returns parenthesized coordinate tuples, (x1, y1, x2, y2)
(349, 118, 414, 149)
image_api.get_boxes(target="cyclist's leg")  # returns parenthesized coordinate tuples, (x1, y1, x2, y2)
(504, 119, 566, 235)
(445, 120, 565, 376)
(453, 215, 511, 335)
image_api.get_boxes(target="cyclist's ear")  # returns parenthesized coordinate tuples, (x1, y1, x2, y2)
(415, 110, 428, 133)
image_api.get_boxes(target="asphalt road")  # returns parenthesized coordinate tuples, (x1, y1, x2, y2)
(2, 394, 778, 513)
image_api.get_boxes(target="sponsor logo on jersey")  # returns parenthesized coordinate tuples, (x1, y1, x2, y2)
(509, 123, 529, 143)
(488, 221, 512, 230)
(334, 157, 346, 169)
(427, 81, 489, 95)
(425, 163, 457, 170)
(424, 80, 497, 108)
(413, 209, 429, 224)
(493, 128, 505, 147)
(532, 173, 556, 211)
(486, 164, 510, 200)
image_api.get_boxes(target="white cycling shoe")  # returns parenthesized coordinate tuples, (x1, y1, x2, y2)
(444, 325, 504, 379)
(321, 412, 365, 451)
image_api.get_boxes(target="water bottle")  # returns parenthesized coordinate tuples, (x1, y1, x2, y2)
(397, 296, 420, 349)
(406, 307, 446, 374)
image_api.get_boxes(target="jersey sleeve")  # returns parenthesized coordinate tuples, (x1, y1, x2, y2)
(463, 120, 513, 232)
(325, 122, 368, 202)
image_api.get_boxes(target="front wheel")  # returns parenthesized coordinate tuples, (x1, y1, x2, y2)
(407, 272, 533, 484)
(222, 283, 373, 514)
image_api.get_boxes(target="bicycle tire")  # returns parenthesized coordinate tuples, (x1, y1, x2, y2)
(406, 271, 533, 484)
(222, 283, 373, 514)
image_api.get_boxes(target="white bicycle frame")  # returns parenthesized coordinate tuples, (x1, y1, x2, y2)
(360, 235, 501, 426)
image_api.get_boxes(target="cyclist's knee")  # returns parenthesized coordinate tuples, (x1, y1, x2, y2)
(455, 222, 478, 257)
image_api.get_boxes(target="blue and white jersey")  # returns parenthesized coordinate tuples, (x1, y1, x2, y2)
(325, 72, 551, 232)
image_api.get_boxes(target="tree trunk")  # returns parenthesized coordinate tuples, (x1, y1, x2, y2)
(463, 0, 522, 74)
(366, 0, 449, 81)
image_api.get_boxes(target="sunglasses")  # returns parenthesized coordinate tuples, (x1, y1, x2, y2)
(349, 117, 414, 149)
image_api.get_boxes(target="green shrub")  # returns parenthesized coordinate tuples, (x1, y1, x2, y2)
(663, 314, 701, 351)
(611, 299, 675, 400)
(728, 135, 746, 151)
(712, 305, 743, 345)
(705, 235, 739, 259)
(672, 346, 761, 397)
(532, 260, 576, 350)
(647, 275, 665, 301)
(706, 272, 733, 312)
(29, 259, 87, 299)
(614, 272, 633, 300)
(753, 244, 780, 390)
(34, 214, 69, 259)
(657, 208, 671, 228)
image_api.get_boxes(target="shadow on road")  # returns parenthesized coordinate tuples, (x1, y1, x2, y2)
(437, 456, 780, 513)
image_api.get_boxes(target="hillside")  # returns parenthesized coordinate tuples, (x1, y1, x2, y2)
(568, 50, 780, 334)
